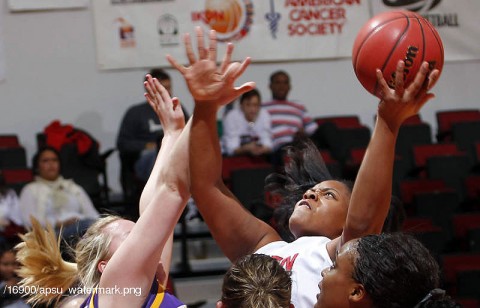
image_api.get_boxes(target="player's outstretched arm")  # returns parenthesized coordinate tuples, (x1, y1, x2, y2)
(328, 61, 439, 258)
(169, 27, 281, 261)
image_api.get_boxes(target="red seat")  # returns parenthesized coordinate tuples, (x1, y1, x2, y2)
(2, 168, 33, 184)
(222, 155, 271, 182)
(453, 213, 480, 240)
(441, 253, 480, 287)
(399, 178, 450, 206)
(436, 109, 480, 142)
(315, 115, 362, 128)
(0, 135, 20, 148)
(413, 143, 463, 169)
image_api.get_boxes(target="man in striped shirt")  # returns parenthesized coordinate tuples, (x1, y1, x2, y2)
(263, 70, 318, 164)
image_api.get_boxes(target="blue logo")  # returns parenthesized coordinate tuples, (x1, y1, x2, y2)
(265, 0, 281, 39)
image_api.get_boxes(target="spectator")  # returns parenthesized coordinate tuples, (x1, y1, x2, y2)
(219, 254, 292, 308)
(315, 232, 460, 308)
(262, 70, 318, 165)
(0, 242, 30, 308)
(0, 171, 24, 244)
(222, 88, 272, 156)
(116, 68, 189, 207)
(18, 146, 99, 245)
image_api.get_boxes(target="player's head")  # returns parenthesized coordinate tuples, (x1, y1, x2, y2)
(219, 254, 292, 308)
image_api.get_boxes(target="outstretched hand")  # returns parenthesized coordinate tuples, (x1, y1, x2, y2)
(167, 26, 255, 106)
(376, 60, 440, 131)
(144, 74, 185, 134)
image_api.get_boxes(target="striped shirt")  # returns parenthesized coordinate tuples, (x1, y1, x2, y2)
(263, 100, 318, 150)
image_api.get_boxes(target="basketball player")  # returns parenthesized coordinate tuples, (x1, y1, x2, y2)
(167, 27, 440, 307)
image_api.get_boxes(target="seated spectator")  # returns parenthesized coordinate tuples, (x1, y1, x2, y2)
(222, 89, 272, 156)
(116, 68, 189, 207)
(0, 242, 29, 308)
(262, 70, 318, 165)
(18, 146, 99, 245)
(219, 253, 292, 308)
(0, 171, 24, 244)
(315, 232, 460, 308)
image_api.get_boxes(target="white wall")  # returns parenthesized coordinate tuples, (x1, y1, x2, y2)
(1, 3, 479, 194)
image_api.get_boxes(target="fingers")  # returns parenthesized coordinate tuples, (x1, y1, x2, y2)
(143, 75, 174, 113)
(166, 54, 186, 75)
(208, 30, 217, 62)
(220, 43, 234, 73)
(407, 61, 429, 96)
(195, 26, 207, 60)
(184, 32, 197, 65)
(394, 60, 405, 97)
(236, 57, 252, 79)
(144, 75, 156, 101)
(172, 97, 180, 110)
(427, 69, 440, 90)
(234, 81, 257, 96)
(152, 77, 171, 103)
(375, 68, 390, 99)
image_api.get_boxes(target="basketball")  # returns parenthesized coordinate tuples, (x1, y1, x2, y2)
(352, 10, 444, 98)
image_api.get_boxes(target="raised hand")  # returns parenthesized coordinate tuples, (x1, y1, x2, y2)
(376, 60, 440, 131)
(144, 74, 185, 134)
(167, 26, 255, 106)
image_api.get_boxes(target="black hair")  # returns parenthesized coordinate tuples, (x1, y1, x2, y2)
(269, 70, 290, 84)
(353, 233, 459, 308)
(239, 88, 261, 104)
(32, 146, 62, 176)
(147, 68, 170, 82)
(264, 137, 352, 241)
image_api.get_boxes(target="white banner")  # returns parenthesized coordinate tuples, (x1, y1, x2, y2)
(370, 0, 480, 61)
(92, 0, 371, 70)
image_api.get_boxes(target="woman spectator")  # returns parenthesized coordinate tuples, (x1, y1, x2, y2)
(18, 146, 99, 243)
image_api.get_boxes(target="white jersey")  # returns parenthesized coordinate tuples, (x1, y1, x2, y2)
(255, 236, 332, 308)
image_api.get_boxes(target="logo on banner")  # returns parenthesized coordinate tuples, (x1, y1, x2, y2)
(381, 0, 458, 27)
(265, 0, 281, 39)
(115, 17, 136, 48)
(157, 14, 179, 46)
(191, 0, 254, 42)
(382, 0, 441, 13)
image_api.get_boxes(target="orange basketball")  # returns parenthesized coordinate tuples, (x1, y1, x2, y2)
(352, 10, 444, 98)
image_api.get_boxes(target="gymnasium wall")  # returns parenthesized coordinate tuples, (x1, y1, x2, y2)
(1, 3, 478, 194)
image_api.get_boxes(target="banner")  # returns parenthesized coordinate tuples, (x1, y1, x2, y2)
(370, 0, 480, 61)
(92, 0, 370, 70)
